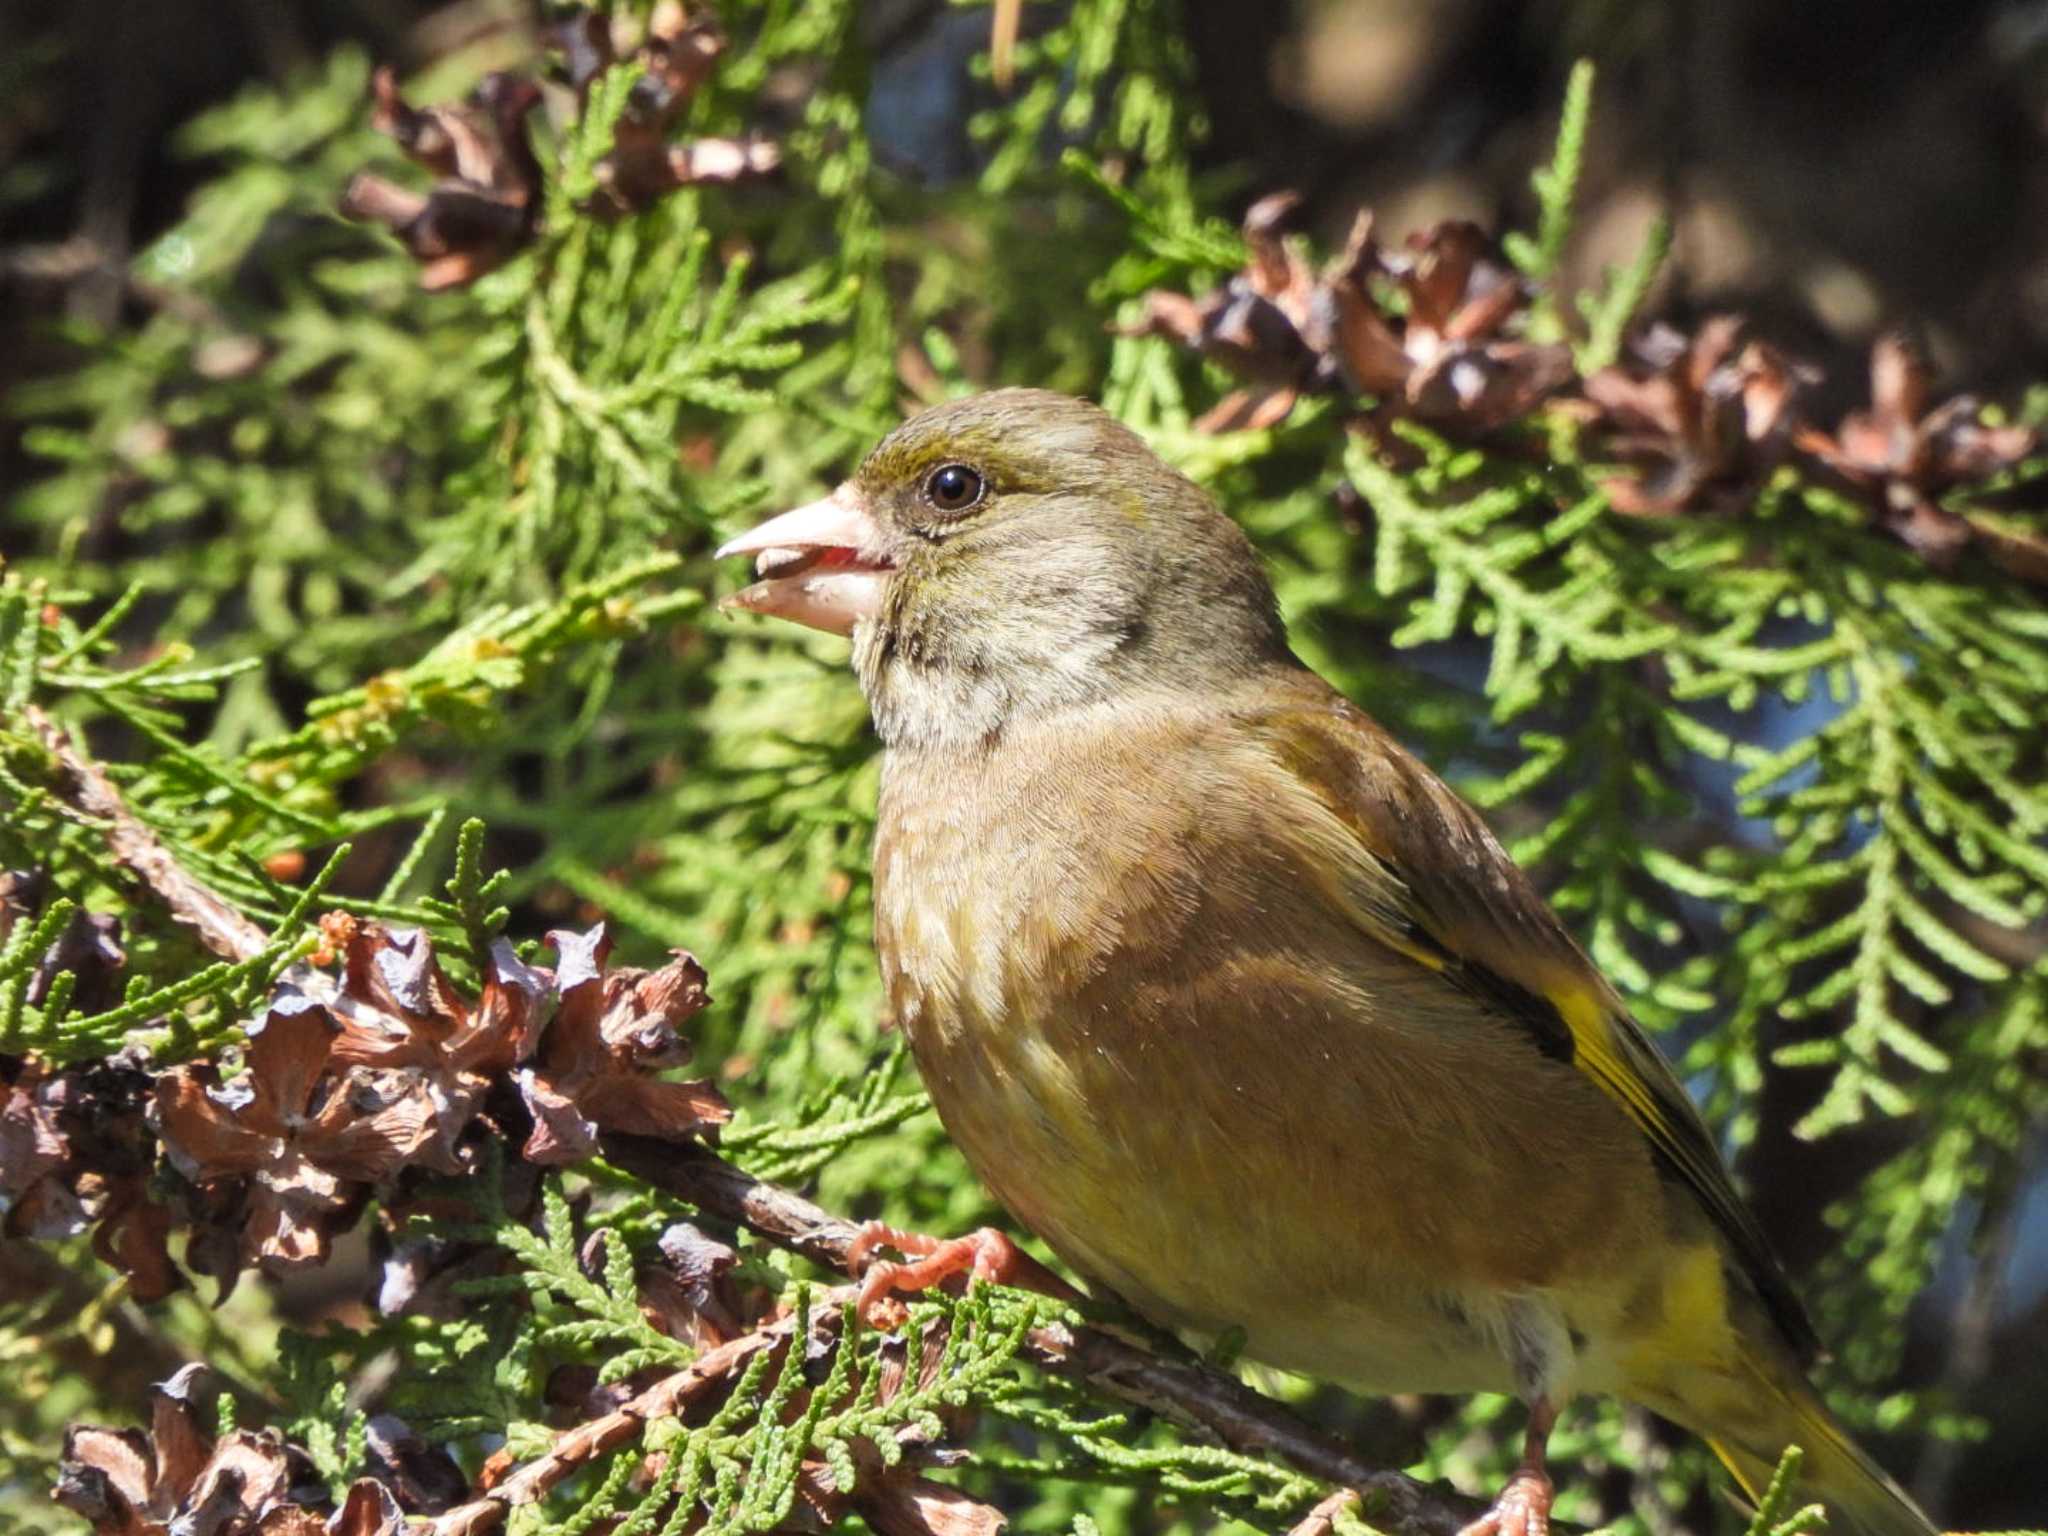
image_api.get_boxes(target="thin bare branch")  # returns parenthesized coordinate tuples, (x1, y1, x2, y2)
(26, 705, 270, 963)
(24, 705, 409, 1041)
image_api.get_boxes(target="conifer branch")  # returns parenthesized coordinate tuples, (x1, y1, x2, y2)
(23, 703, 407, 1041)
(425, 1315, 815, 1536)
(16, 720, 1474, 1534)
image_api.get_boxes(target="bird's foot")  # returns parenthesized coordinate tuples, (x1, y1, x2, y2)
(847, 1222, 1068, 1327)
(1285, 1490, 1362, 1536)
(1455, 1468, 1553, 1536)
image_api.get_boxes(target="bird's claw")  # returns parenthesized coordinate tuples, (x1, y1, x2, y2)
(1455, 1468, 1553, 1536)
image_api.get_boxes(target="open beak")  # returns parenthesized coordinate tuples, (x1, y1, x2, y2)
(716, 483, 895, 637)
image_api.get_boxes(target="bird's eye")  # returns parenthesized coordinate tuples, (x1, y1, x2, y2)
(923, 463, 986, 515)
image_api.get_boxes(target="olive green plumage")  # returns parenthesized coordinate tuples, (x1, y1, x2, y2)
(726, 389, 1937, 1536)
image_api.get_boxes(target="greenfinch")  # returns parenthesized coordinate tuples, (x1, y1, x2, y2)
(718, 389, 1937, 1536)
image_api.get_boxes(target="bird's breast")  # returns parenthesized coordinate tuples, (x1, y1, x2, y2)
(873, 744, 1191, 1151)
(872, 723, 1250, 1276)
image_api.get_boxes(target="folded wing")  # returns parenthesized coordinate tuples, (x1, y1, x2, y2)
(1250, 688, 1820, 1365)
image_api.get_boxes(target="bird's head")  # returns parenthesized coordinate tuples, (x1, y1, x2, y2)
(718, 389, 1288, 748)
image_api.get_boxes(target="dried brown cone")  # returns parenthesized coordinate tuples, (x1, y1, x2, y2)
(547, 11, 616, 97)
(1576, 316, 1812, 516)
(639, 1221, 748, 1346)
(1329, 216, 1574, 434)
(0, 932, 174, 1299)
(2, 1058, 81, 1237)
(1124, 197, 1571, 435)
(324, 917, 552, 1142)
(53, 1365, 403, 1536)
(152, 997, 454, 1278)
(136, 918, 723, 1297)
(3, 1050, 181, 1301)
(1794, 333, 2046, 581)
(579, 4, 780, 216)
(1119, 192, 1330, 433)
(360, 1416, 470, 1515)
(341, 69, 543, 290)
(8, 722, 732, 1302)
(517, 926, 727, 1163)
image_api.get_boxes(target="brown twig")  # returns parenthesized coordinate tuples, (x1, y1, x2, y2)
(1288, 1489, 1366, 1536)
(600, 1137, 1487, 1536)
(428, 1290, 1009, 1536)
(24, 706, 410, 1040)
(427, 1313, 819, 1536)
(989, 0, 1022, 91)
(26, 705, 269, 963)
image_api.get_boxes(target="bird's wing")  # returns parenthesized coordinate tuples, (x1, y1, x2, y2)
(1249, 686, 1820, 1363)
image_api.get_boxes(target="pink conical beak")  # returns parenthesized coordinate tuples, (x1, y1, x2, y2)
(716, 484, 895, 637)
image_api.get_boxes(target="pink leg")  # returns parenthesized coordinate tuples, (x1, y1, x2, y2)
(1455, 1399, 1559, 1536)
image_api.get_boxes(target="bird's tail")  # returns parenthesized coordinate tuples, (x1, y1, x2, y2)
(1655, 1339, 1936, 1536)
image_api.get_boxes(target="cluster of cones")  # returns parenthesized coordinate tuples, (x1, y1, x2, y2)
(58, 1365, 409, 1536)
(1129, 194, 2045, 584)
(341, 2, 779, 290)
(1, 901, 726, 1304)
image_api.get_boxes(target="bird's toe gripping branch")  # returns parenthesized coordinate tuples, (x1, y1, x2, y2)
(1455, 1467, 1554, 1536)
(846, 1221, 1075, 1326)
(1456, 1398, 1559, 1536)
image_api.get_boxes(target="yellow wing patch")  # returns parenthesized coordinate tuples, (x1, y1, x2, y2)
(1538, 970, 1822, 1365)
(1544, 980, 1666, 1126)
(1543, 979, 1717, 1196)
(1622, 1240, 1734, 1381)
